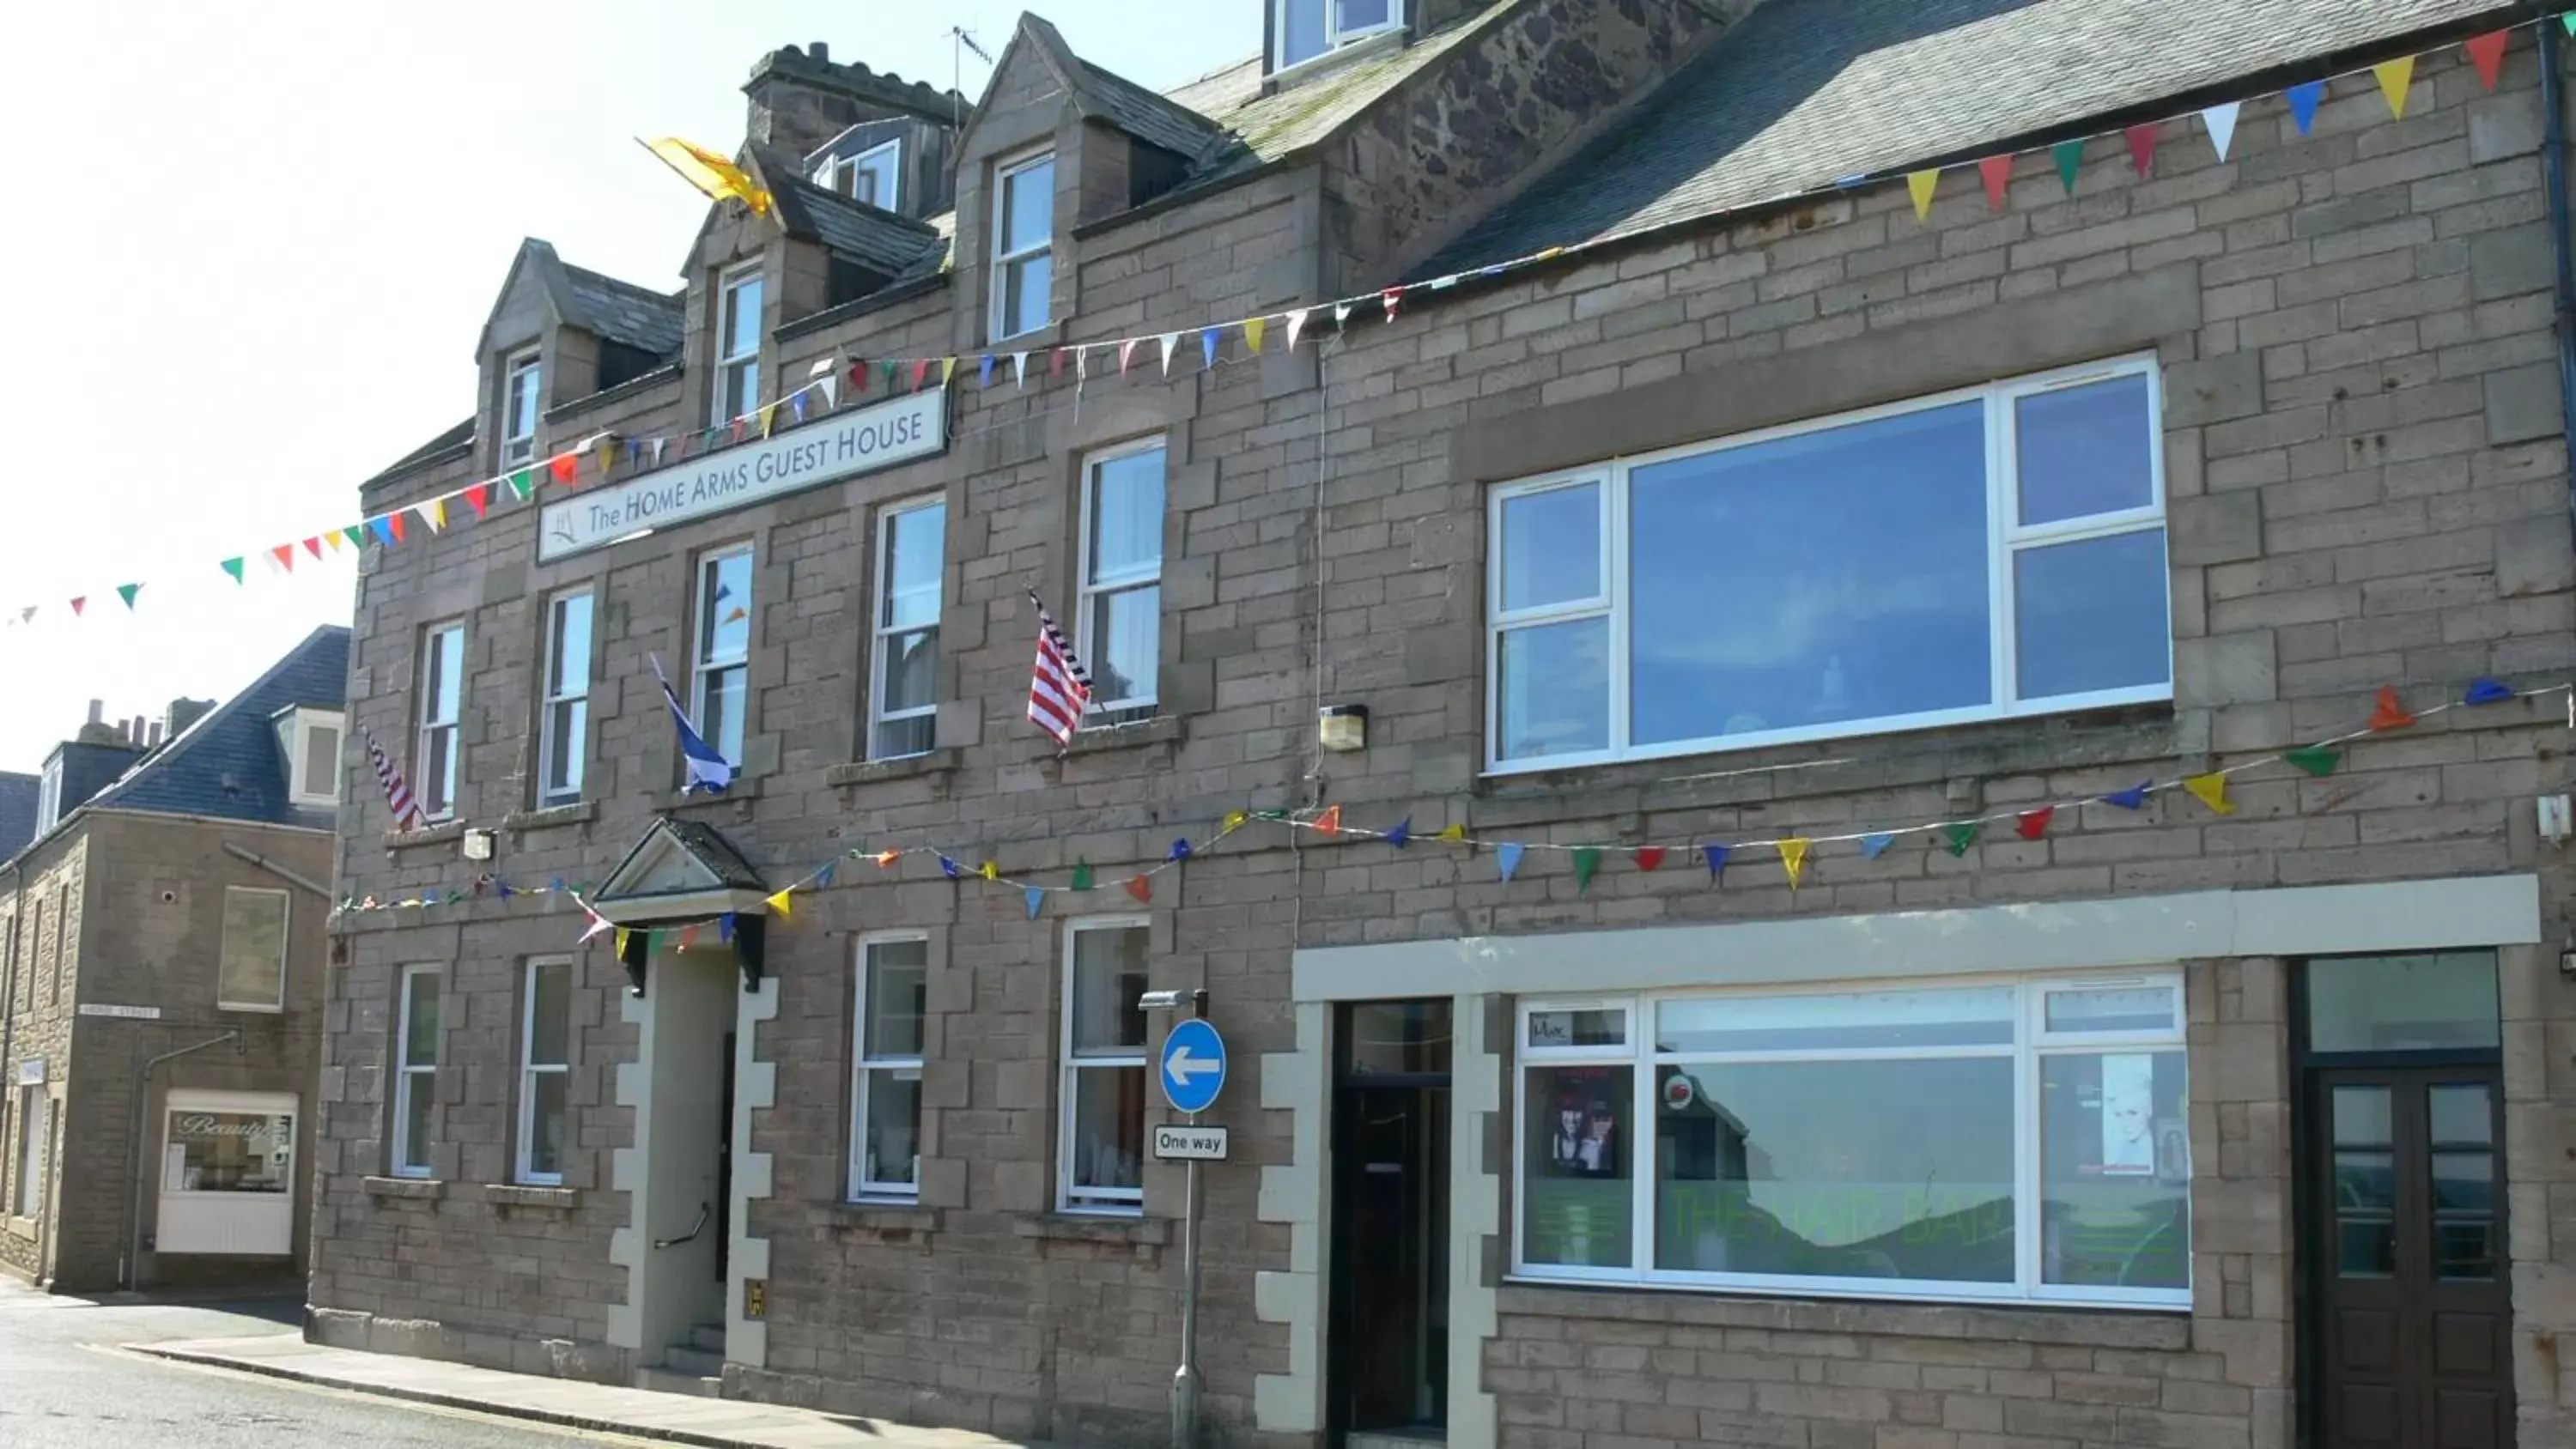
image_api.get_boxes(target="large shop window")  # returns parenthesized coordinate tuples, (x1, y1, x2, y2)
(850, 933, 927, 1200)
(1060, 919, 1149, 1212)
(157, 1090, 297, 1255)
(1516, 974, 2190, 1308)
(391, 965, 441, 1178)
(1486, 359, 2170, 771)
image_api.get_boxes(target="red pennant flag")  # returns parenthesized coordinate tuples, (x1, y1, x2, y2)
(464, 482, 491, 518)
(2465, 30, 2509, 90)
(1978, 154, 2014, 210)
(729, 417, 748, 444)
(2125, 122, 2160, 179)
(302, 536, 324, 560)
(2368, 685, 2418, 731)
(271, 543, 295, 572)
(549, 453, 577, 485)
(1635, 846, 1668, 872)
(389, 512, 408, 543)
(848, 360, 868, 394)
(679, 925, 699, 950)
(1124, 875, 1152, 903)
(1315, 804, 1343, 836)
(2016, 805, 2054, 840)
(1382, 288, 1403, 322)
(68, 597, 84, 617)
(911, 358, 933, 391)
(1052, 348, 1068, 379)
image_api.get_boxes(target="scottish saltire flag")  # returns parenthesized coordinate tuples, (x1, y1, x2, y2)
(649, 655, 734, 794)
(1025, 591, 1093, 749)
(361, 724, 422, 831)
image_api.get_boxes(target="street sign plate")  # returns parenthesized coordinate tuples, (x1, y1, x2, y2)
(1158, 1018, 1228, 1114)
(1153, 1125, 1230, 1161)
(77, 1003, 161, 1020)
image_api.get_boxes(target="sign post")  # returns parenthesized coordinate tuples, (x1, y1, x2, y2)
(1157, 1016, 1227, 1449)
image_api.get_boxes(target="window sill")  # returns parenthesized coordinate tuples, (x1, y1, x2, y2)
(383, 820, 467, 852)
(504, 801, 597, 833)
(1496, 1280, 2195, 1346)
(829, 1201, 940, 1234)
(5, 1216, 36, 1240)
(479, 1183, 578, 1214)
(1014, 1212, 1168, 1247)
(824, 750, 959, 790)
(1061, 714, 1182, 758)
(362, 1176, 445, 1202)
(663, 781, 761, 813)
(216, 1003, 286, 1016)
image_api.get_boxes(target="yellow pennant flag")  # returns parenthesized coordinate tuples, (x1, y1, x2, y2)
(641, 136, 773, 215)
(1222, 810, 1249, 833)
(979, 860, 999, 881)
(941, 356, 958, 385)
(759, 403, 779, 439)
(1437, 823, 1467, 843)
(1242, 317, 1267, 353)
(614, 928, 630, 957)
(2374, 56, 2415, 118)
(2181, 773, 2236, 815)
(1906, 168, 1941, 221)
(766, 888, 794, 917)
(322, 530, 344, 553)
(1778, 838, 1812, 890)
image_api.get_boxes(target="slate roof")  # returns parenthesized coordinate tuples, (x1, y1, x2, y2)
(1077, 58, 1222, 159)
(366, 417, 474, 485)
(773, 174, 948, 277)
(562, 264, 685, 359)
(1422, 0, 2522, 276)
(0, 773, 35, 860)
(81, 626, 350, 835)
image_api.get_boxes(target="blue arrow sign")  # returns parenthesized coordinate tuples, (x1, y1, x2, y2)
(1159, 1018, 1227, 1115)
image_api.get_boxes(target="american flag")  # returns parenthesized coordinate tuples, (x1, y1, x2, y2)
(1025, 590, 1093, 747)
(361, 724, 421, 831)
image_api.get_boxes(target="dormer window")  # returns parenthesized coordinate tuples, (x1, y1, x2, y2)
(501, 349, 542, 466)
(992, 150, 1055, 342)
(714, 264, 764, 427)
(1279, 0, 1401, 70)
(817, 139, 901, 211)
(275, 706, 344, 808)
(34, 758, 61, 834)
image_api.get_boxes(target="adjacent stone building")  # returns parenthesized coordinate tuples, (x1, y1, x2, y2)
(1, 627, 347, 1291)
(313, 2, 2576, 1446)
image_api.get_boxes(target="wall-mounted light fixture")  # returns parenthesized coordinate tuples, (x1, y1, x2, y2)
(1318, 704, 1369, 753)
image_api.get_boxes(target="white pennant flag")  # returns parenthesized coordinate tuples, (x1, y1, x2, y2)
(2201, 101, 2240, 162)
(1158, 332, 1180, 375)
(1332, 300, 1352, 329)
(416, 501, 445, 534)
(1286, 308, 1310, 351)
(650, 437, 667, 467)
(1012, 351, 1029, 388)
(1076, 346, 1091, 382)
(817, 373, 838, 409)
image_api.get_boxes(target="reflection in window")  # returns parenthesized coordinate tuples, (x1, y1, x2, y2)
(1523, 1064, 1632, 1270)
(1060, 921, 1149, 1210)
(164, 1110, 294, 1193)
(2038, 1051, 2189, 1289)
(2306, 952, 2500, 1052)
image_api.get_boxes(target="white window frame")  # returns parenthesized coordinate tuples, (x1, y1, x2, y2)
(1511, 971, 2190, 1311)
(1076, 437, 1167, 718)
(391, 964, 440, 1179)
(1275, 0, 1406, 72)
(34, 759, 59, 834)
(515, 956, 573, 1186)
(817, 138, 901, 210)
(1485, 355, 2170, 774)
(848, 931, 928, 1202)
(714, 264, 764, 427)
(538, 589, 593, 807)
(215, 885, 290, 1013)
(417, 621, 465, 822)
(287, 708, 343, 807)
(869, 496, 945, 761)
(693, 545, 753, 768)
(989, 149, 1055, 343)
(501, 349, 542, 467)
(1058, 915, 1150, 1215)
(15, 1085, 46, 1218)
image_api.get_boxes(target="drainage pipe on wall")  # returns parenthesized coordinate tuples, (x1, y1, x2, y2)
(2540, 20, 2576, 528)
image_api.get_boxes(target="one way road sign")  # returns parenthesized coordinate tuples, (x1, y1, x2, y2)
(1159, 1018, 1227, 1115)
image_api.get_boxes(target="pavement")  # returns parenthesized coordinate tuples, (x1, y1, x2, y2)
(0, 1276, 1034, 1449)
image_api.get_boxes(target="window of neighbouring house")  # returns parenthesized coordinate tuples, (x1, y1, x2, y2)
(539, 589, 593, 806)
(693, 547, 754, 770)
(15, 1085, 45, 1217)
(871, 497, 945, 760)
(216, 886, 289, 1012)
(714, 265, 764, 427)
(1516, 974, 2190, 1308)
(501, 349, 543, 466)
(850, 933, 928, 1200)
(34, 758, 60, 834)
(417, 621, 465, 821)
(157, 1089, 298, 1256)
(1486, 358, 2170, 772)
(1078, 439, 1165, 718)
(991, 150, 1055, 342)
(392, 965, 440, 1178)
(1277, 0, 1403, 70)
(516, 957, 573, 1185)
(1060, 919, 1149, 1213)
(276, 706, 343, 808)
(817, 139, 901, 210)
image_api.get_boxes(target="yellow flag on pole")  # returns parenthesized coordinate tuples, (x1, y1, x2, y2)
(641, 137, 773, 215)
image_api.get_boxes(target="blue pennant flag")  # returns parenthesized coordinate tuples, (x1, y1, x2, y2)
(1702, 844, 1729, 884)
(2285, 81, 2324, 136)
(1386, 817, 1412, 849)
(648, 655, 733, 794)
(549, 877, 568, 894)
(939, 855, 962, 879)
(718, 912, 737, 943)
(370, 517, 398, 548)
(2464, 677, 2514, 706)
(2101, 782, 2151, 810)
(1169, 839, 1192, 862)
(1860, 834, 1895, 859)
(494, 880, 515, 899)
(978, 355, 996, 388)
(1201, 330, 1219, 368)
(792, 393, 809, 422)
(1497, 842, 1526, 882)
(817, 862, 836, 888)
(1025, 886, 1045, 920)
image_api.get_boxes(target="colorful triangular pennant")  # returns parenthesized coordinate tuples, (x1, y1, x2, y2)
(2101, 782, 2151, 810)
(1573, 847, 1601, 893)
(1497, 842, 1525, 882)
(2052, 139, 2085, 193)
(1942, 822, 1979, 857)
(1978, 154, 2013, 210)
(2284, 746, 2342, 777)
(2373, 56, 2414, 119)
(1906, 167, 1941, 221)
(2464, 677, 2514, 706)
(1778, 839, 1810, 891)
(1860, 833, 1896, 859)
(2369, 685, 2417, 731)
(2017, 806, 2054, 840)
(2286, 81, 2325, 136)
(1635, 846, 1667, 872)
(2464, 31, 2508, 92)
(1124, 875, 1151, 903)
(766, 888, 793, 916)
(2201, 101, 2240, 161)
(2181, 773, 2236, 815)
(2125, 121, 2160, 179)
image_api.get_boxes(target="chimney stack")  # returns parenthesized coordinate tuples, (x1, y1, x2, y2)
(163, 697, 216, 741)
(87, 700, 103, 726)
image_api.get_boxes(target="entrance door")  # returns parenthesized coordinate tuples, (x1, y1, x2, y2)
(2310, 1066, 2511, 1449)
(1328, 1000, 1452, 1446)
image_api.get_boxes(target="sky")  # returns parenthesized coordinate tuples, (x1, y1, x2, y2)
(0, 1, 1255, 773)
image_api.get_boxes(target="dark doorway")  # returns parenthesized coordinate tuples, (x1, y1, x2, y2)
(2297, 954, 2512, 1449)
(1328, 1000, 1451, 1446)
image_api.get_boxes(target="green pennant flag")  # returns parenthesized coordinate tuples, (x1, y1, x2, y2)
(2565, 12, 2575, 36)
(342, 525, 367, 549)
(115, 583, 141, 610)
(219, 557, 245, 585)
(507, 470, 534, 501)
(1942, 822, 1980, 857)
(1071, 859, 1095, 892)
(2052, 139, 2085, 194)
(1573, 846, 1601, 893)
(880, 361, 900, 392)
(1253, 809, 1290, 822)
(2285, 745, 2342, 777)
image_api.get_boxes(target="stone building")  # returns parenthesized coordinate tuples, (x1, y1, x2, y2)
(1, 627, 347, 1291)
(312, 2, 2576, 1446)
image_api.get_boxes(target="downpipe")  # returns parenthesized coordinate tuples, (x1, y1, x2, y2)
(2541, 20, 2576, 530)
